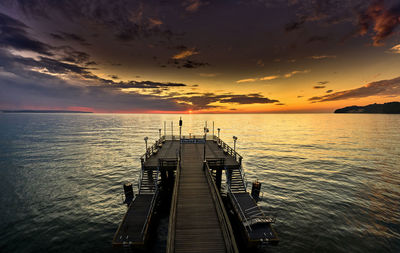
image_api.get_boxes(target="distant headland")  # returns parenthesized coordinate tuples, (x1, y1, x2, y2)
(334, 102, 400, 114)
(1, 110, 93, 113)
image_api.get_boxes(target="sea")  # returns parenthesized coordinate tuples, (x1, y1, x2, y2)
(0, 113, 399, 253)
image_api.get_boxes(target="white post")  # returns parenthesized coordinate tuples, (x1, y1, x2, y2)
(212, 121, 214, 139)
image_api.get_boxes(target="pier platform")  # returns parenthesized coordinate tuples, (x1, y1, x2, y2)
(113, 134, 279, 251)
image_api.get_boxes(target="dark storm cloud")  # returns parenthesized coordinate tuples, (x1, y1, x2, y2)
(219, 94, 279, 104)
(0, 12, 94, 66)
(285, 17, 306, 32)
(0, 48, 187, 111)
(313, 85, 326, 89)
(0, 12, 53, 55)
(356, 0, 400, 46)
(308, 76, 400, 102)
(10, 0, 181, 42)
(166, 59, 209, 69)
(50, 32, 91, 46)
(106, 81, 187, 89)
(173, 93, 279, 110)
(326, 89, 333, 93)
(284, 0, 368, 31)
(57, 46, 91, 64)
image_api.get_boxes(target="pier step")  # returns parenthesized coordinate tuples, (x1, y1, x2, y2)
(228, 168, 246, 193)
(139, 170, 159, 194)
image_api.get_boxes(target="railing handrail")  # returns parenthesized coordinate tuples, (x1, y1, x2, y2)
(140, 169, 159, 239)
(205, 162, 239, 253)
(141, 135, 242, 165)
(227, 185, 253, 233)
(166, 151, 181, 253)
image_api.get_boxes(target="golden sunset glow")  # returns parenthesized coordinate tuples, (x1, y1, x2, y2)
(0, 1, 399, 113)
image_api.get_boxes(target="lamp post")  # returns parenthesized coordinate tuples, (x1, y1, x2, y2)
(233, 136, 237, 153)
(159, 129, 161, 139)
(164, 121, 166, 136)
(179, 117, 182, 140)
(217, 128, 220, 139)
(203, 127, 209, 163)
(144, 136, 148, 157)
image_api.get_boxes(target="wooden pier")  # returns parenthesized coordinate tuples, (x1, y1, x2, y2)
(167, 142, 238, 253)
(113, 134, 278, 252)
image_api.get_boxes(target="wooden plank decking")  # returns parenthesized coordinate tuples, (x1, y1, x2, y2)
(169, 143, 229, 253)
(143, 140, 239, 169)
(113, 194, 155, 246)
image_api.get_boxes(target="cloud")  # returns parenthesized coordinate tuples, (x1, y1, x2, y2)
(236, 78, 258, 83)
(236, 75, 279, 83)
(106, 81, 187, 89)
(326, 89, 333, 93)
(257, 59, 265, 67)
(184, 0, 206, 12)
(172, 48, 199, 59)
(8, 1, 181, 43)
(50, 32, 90, 46)
(313, 85, 326, 89)
(0, 48, 191, 111)
(219, 94, 279, 104)
(285, 17, 306, 32)
(260, 75, 279, 81)
(357, 0, 400, 46)
(0, 12, 53, 55)
(388, 44, 400, 53)
(284, 69, 310, 78)
(148, 18, 163, 28)
(308, 76, 400, 102)
(309, 55, 336, 60)
(318, 81, 329, 85)
(173, 93, 279, 110)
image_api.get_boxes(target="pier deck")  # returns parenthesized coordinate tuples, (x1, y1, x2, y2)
(112, 194, 155, 246)
(143, 139, 240, 170)
(168, 143, 237, 253)
(114, 134, 278, 251)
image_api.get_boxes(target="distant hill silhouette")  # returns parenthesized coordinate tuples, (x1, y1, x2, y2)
(334, 102, 400, 114)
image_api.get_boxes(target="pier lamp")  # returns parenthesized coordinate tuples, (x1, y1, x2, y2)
(233, 136, 237, 152)
(217, 128, 220, 139)
(159, 129, 161, 139)
(203, 127, 209, 162)
(144, 137, 148, 154)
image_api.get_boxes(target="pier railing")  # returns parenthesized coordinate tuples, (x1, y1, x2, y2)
(141, 135, 243, 166)
(218, 138, 242, 165)
(140, 137, 165, 164)
(205, 161, 239, 253)
(166, 151, 181, 253)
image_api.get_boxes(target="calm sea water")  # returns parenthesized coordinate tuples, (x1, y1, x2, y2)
(0, 113, 399, 252)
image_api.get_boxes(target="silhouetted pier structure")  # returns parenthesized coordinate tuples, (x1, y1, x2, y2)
(113, 131, 278, 252)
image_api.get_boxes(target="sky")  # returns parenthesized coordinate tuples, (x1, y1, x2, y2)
(0, 0, 400, 113)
